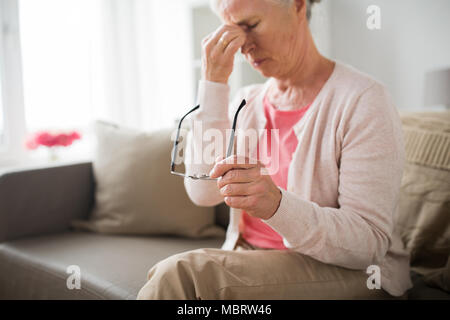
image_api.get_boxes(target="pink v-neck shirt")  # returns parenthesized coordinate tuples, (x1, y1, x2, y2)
(184, 61, 413, 296)
(241, 95, 312, 250)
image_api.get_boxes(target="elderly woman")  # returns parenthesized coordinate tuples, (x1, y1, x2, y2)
(137, 0, 412, 299)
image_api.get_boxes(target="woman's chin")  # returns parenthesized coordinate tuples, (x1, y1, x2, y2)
(252, 64, 272, 78)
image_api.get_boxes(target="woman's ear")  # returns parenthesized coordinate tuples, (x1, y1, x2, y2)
(293, 0, 307, 17)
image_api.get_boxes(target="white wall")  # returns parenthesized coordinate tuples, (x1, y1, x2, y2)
(325, 0, 450, 111)
(309, 0, 332, 58)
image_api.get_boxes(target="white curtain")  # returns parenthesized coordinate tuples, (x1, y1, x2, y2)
(97, 0, 143, 129)
(97, 0, 193, 131)
(1, 0, 194, 166)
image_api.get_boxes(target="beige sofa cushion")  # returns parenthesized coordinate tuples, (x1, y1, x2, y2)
(72, 121, 224, 239)
(396, 111, 450, 292)
(423, 256, 450, 293)
(0, 232, 224, 299)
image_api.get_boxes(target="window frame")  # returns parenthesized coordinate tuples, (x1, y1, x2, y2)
(0, 0, 27, 167)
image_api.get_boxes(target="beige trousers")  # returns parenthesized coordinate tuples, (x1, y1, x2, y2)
(137, 234, 406, 300)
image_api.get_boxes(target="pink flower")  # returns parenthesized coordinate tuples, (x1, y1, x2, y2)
(25, 130, 82, 150)
(25, 135, 39, 150)
(70, 132, 81, 140)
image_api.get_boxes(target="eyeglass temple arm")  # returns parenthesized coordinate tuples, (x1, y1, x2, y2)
(226, 99, 247, 157)
(171, 105, 200, 172)
(171, 99, 246, 173)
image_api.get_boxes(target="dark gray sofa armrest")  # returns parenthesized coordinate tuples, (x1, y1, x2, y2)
(0, 162, 95, 242)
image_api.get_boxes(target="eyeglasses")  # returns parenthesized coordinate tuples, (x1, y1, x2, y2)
(171, 99, 247, 180)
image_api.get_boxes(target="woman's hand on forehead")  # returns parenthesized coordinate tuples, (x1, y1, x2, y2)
(201, 24, 247, 84)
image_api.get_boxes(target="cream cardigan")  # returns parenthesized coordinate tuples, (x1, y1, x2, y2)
(184, 60, 413, 296)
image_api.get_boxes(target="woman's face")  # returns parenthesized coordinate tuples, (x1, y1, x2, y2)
(218, 0, 308, 79)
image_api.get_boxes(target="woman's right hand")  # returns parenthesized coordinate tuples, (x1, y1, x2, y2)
(201, 24, 247, 84)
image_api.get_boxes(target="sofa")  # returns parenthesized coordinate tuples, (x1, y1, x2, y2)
(0, 111, 449, 300)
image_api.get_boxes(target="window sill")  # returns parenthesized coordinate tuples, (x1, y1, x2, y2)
(0, 140, 94, 173)
(0, 156, 92, 176)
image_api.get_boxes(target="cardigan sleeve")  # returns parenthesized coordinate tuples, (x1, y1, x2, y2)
(264, 83, 406, 270)
(183, 80, 245, 207)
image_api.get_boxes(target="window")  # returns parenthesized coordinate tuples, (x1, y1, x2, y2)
(0, 1, 6, 150)
(18, 0, 104, 132)
(17, 0, 184, 133)
(0, 0, 199, 166)
(0, 78, 4, 147)
(0, 0, 27, 166)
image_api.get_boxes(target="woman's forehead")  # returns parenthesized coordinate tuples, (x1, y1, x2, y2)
(219, 0, 272, 24)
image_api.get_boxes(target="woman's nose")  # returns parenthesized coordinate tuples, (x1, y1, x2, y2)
(241, 38, 255, 55)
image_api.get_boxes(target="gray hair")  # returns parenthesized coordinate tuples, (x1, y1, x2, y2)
(210, 0, 321, 22)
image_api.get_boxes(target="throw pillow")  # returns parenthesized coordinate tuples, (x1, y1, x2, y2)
(72, 121, 225, 238)
(395, 111, 450, 292)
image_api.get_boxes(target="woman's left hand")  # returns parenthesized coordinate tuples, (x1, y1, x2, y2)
(209, 155, 282, 220)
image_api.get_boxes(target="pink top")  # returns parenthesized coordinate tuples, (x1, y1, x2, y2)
(241, 95, 312, 249)
(185, 61, 413, 296)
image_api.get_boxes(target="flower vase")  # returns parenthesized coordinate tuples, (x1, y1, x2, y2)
(48, 147, 60, 162)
